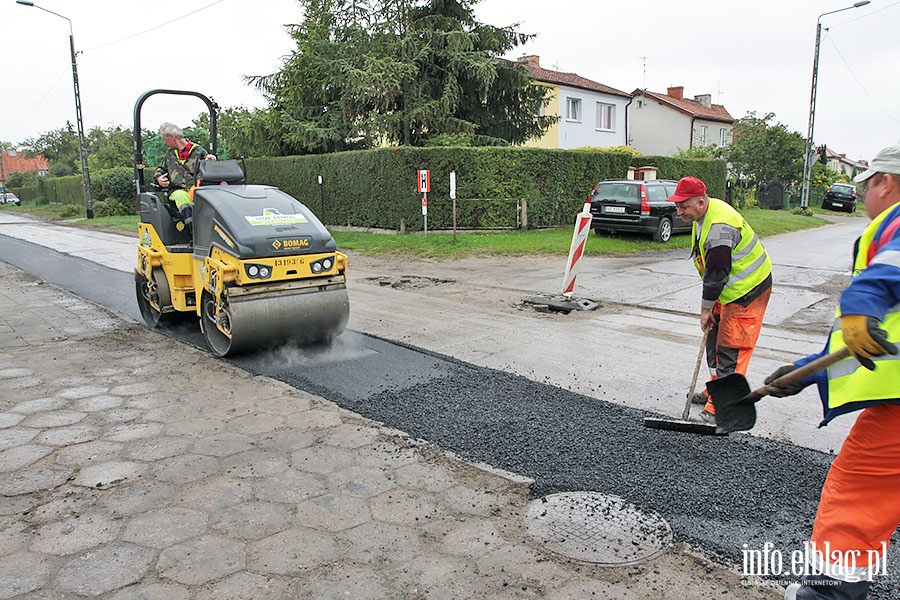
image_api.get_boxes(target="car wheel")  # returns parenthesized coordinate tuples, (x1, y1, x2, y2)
(652, 218, 672, 243)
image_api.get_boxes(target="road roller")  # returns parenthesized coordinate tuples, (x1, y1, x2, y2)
(133, 89, 349, 356)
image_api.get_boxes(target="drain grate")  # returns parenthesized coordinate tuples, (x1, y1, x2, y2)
(525, 491, 672, 566)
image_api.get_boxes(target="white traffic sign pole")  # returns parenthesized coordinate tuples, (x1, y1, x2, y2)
(450, 170, 457, 242)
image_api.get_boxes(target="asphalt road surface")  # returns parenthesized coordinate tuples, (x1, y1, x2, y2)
(1, 222, 897, 597)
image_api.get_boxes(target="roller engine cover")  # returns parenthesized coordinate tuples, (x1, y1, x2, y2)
(192, 185, 337, 260)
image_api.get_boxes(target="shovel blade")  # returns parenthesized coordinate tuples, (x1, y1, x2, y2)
(707, 374, 757, 434)
(642, 416, 723, 436)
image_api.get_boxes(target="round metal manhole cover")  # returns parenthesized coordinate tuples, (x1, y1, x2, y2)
(525, 491, 672, 566)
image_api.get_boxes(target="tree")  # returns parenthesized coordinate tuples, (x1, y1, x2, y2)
(21, 123, 81, 176)
(716, 112, 805, 185)
(86, 125, 134, 171)
(192, 107, 288, 159)
(248, 0, 554, 153)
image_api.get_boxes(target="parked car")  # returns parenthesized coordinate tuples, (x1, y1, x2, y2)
(588, 179, 689, 243)
(822, 183, 857, 213)
(1, 191, 21, 206)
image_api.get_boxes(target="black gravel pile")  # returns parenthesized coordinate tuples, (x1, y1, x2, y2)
(246, 343, 899, 598)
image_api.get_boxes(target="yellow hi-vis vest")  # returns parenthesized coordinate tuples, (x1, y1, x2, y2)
(825, 209, 900, 416)
(692, 198, 772, 304)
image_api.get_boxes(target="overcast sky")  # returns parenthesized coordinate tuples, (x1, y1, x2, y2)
(2, 0, 898, 162)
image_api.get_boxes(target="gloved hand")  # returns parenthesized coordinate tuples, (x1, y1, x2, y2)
(764, 364, 811, 397)
(841, 314, 899, 371)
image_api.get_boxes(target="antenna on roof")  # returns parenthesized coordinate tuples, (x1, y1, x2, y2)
(636, 56, 650, 89)
(716, 81, 725, 104)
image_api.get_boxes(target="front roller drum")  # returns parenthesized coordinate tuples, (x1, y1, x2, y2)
(200, 284, 350, 357)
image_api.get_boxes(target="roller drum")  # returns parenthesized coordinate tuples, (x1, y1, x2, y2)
(202, 283, 349, 357)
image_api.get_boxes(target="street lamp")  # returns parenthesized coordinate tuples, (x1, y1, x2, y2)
(800, 0, 870, 210)
(16, 0, 93, 218)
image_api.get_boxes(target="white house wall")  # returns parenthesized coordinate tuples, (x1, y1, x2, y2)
(554, 85, 628, 149)
(692, 119, 732, 149)
(628, 97, 691, 155)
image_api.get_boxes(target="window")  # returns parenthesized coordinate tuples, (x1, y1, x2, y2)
(719, 127, 728, 145)
(566, 97, 581, 122)
(646, 186, 667, 201)
(699, 125, 709, 145)
(596, 102, 615, 131)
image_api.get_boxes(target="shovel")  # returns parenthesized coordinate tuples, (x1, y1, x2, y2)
(643, 327, 721, 435)
(708, 347, 851, 434)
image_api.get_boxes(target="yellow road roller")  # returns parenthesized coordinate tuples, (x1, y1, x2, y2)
(133, 90, 349, 356)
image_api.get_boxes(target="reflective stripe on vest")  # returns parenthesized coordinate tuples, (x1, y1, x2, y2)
(825, 209, 900, 414)
(693, 198, 772, 304)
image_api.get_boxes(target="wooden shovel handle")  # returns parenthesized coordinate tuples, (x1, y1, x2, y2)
(682, 327, 711, 420)
(750, 347, 851, 399)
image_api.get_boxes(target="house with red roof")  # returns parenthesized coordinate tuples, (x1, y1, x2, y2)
(628, 86, 734, 156)
(0, 149, 49, 186)
(517, 56, 631, 149)
(824, 146, 867, 180)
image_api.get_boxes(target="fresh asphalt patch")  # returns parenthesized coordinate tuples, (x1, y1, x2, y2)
(249, 342, 900, 597)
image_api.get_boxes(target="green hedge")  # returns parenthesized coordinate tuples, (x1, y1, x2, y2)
(37, 175, 82, 205)
(94, 167, 133, 202)
(16, 147, 725, 227)
(246, 147, 725, 230)
(16, 166, 134, 207)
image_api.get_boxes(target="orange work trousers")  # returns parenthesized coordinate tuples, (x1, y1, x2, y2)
(810, 403, 900, 574)
(703, 286, 771, 415)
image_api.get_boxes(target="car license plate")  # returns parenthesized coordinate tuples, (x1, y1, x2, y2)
(604, 206, 626, 214)
(832, 202, 843, 207)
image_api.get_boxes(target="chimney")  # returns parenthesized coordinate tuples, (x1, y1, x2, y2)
(694, 94, 712, 108)
(518, 55, 540, 67)
(667, 86, 684, 100)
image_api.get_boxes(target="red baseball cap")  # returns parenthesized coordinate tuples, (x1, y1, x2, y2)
(666, 176, 707, 203)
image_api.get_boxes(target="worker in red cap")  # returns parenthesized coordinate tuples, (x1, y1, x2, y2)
(667, 176, 773, 424)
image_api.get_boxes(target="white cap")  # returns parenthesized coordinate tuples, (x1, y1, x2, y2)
(854, 144, 900, 182)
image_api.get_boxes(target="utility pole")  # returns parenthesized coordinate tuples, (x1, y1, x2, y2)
(17, 0, 93, 218)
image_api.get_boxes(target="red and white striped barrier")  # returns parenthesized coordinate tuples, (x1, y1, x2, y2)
(560, 202, 593, 297)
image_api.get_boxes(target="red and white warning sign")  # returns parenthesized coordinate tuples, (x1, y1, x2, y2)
(417, 169, 430, 193)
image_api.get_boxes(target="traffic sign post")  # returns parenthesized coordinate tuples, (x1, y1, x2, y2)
(450, 170, 457, 242)
(417, 170, 430, 235)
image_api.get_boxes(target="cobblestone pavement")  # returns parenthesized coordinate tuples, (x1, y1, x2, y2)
(0, 261, 780, 599)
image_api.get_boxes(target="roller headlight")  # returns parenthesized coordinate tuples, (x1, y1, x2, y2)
(312, 262, 323, 273)
(322, 258, 333, 270)
(244, 263, 272, 280)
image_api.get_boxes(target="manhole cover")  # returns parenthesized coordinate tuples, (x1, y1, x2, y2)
(525, 491, 672, 566)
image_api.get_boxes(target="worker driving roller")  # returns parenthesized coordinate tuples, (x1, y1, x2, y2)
(155, 122, 216, 233)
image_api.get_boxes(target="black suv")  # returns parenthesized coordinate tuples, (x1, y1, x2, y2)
(822, 183, 857, 213)
(588, 179, 689, 243)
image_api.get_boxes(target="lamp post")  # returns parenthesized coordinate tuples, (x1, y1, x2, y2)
(800, 0, 870, 210)
(17, 0, 93, 218)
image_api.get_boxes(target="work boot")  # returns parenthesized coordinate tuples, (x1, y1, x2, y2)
(691, 390, 708, 405)
(699, 409, 716, 425)
(179, 205, 193, 234)
(784, 575, 871, 599)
